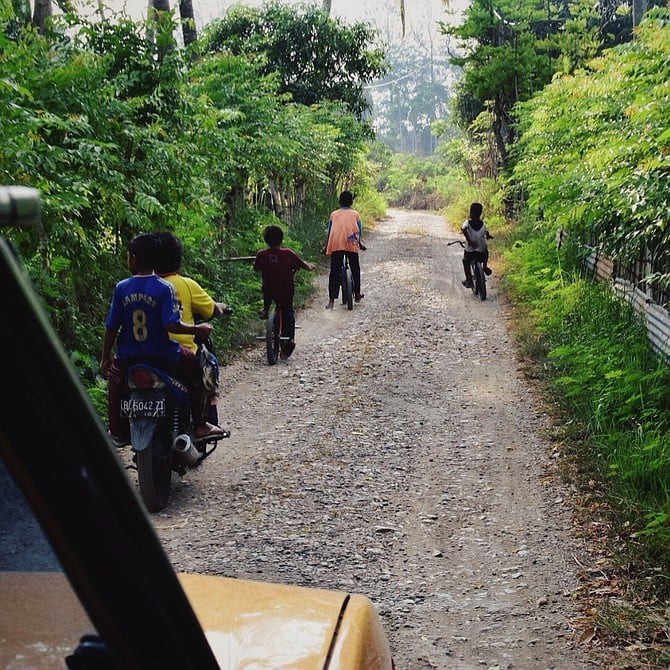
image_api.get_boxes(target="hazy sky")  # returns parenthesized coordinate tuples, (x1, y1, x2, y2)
(105, 0, 462, 34)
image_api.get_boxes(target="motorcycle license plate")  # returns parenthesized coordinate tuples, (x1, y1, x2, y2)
(121, 395, 166, 418)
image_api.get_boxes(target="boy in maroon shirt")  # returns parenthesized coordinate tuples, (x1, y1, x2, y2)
(253, 225, 314, 358)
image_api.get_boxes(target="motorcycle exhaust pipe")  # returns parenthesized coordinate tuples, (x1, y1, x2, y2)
(172, 434, 200, 467)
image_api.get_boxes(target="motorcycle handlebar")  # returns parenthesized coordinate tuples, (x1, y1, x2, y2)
(0, 186, 41, 229)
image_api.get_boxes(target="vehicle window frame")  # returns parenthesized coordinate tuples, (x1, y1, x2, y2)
(0, 238, 220, 670)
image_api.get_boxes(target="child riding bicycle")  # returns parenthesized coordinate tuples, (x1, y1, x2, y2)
(461, 202, 493, 288)
(323, 190, 365, 309)
(253, 224, 314, 359)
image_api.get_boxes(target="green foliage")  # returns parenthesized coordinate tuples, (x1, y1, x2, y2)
(442, 176, 505, 234)
(378, 152, 452, 210)
(370, 24, 457, 156)
(511, 9, 670, 290)
(376, 140, 506, 227)
(351, 189, 386, 227)
(503, 216, 670, 569)
(0, 7, 379, 403)
(86, 376, 109, 420)
(439, 0, 670, 638)
(201, 1, 387, 120)
(441, 0, 663, 174)
(441, 0, 568, 165)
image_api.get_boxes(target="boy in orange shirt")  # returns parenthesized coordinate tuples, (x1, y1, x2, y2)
(323, 191, 365, 309)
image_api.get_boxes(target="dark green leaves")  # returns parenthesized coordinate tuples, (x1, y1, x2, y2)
(201, 1, 387, 119)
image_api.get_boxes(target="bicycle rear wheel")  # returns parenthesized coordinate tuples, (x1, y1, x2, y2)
(345, 267, 354, 310)
(340, 262, 351, 307)
(473, 262, 487, 301)
(266, 310, 280, 365)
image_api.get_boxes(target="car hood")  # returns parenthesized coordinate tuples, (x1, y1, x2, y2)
(0, 572, 392, 669)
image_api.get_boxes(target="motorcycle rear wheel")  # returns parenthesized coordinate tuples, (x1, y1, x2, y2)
(136, 429, 171, 512)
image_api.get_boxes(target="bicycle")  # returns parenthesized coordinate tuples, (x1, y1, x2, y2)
(340, 253, 354, 310)
(264, 303, 298, 365)
(448, 240, 487, 301)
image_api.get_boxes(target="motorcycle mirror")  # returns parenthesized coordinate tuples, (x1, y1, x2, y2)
(0, 186, 41, 228)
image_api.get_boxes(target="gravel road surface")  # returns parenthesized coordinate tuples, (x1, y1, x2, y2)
(144, 208, 593, 670)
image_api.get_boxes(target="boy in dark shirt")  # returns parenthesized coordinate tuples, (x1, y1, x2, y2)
(253, 225, 314, 359)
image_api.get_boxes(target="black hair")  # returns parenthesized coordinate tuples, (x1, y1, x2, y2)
(128, 233, 159, 269)
(154, 231, 183, 274)
(263, 224, 284, 247)
(338, 190, 354, 207)
(469, 202, 483, 221)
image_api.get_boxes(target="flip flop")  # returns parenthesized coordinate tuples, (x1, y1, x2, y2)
(195, 423, 226, 439)
(108, 431, 130, 448)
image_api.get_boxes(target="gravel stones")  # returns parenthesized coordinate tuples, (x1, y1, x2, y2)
(149, 209, 592, 670)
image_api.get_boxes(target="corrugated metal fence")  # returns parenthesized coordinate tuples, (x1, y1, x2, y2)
(583, 247, 670, 360)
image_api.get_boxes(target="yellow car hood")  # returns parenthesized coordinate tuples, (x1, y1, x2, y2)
(0, 572, 392, 670)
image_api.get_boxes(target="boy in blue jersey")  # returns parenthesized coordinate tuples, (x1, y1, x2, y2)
(100, 233, 224, 446)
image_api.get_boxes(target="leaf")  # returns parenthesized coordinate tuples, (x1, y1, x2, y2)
(578, 627, 597, 645)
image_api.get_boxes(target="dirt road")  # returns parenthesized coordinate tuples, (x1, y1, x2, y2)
(151, 209, 593, 669)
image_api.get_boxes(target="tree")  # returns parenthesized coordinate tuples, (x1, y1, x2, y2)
(321, 0, 405, 33)
(29, 0, 74, 32)
(145, 0, 198, 49)
(177, 0, 197, 48)
(442, 0, 567, 169)
(31, 0, 51, 31)
(511, 8, 670, 287)
(370, 7, 457, 155)
(201, 2, 387, 120)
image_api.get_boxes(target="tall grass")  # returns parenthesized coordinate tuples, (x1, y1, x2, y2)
(503, 223, 670, 577)
(440, 176, 505, 231)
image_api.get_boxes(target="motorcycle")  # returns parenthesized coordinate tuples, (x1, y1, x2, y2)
(121, 334, 230, 512)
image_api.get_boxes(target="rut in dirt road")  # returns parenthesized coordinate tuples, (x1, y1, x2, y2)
(151, 209, 593, 670)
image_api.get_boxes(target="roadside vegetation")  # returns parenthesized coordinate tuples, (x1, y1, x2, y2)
(502, 223, 670, 666)
(378, 5, 670, 665)
(501, 13, 670, 665)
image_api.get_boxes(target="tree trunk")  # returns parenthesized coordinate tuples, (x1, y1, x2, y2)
(148, 0, 174, 54)
(632, 0, 647, 26)
(32, 0, 52, 33)
(293, 180, 306, 222)
(267, 177, 284, 222)
(179, 0, 198, 49)
(492, 98, 509, 169)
